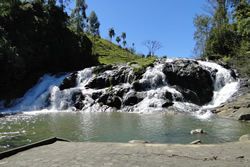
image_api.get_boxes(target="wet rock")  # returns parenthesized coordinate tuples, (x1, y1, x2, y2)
(173, 86, 200, 105)
(72, 91, 85, 110)
(164, 91, 173, 101)
(86, 76, 110, 89)
(123, 92, 144, 106)
(163, 60, 213, 105)
(86, 66, 133, 89)
(132, 81, 149, 91)
(190, 129, 206, 135)
(92, 91, 103, 100)
(162, 100, 174, 108)
(190, 140, 202, 144)
(59, 72, 78, 90)
(97, 93, 122, 109)
(93, 65, 114, 74)
(239, 134, 250, 142)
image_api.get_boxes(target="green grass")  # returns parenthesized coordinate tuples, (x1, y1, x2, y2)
(88, 35, 156, 68)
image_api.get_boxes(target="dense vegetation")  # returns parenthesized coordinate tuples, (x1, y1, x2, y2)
(0, 0, 154, 101)
(0, 0, 99, 100)
(194, 0, 250, 77)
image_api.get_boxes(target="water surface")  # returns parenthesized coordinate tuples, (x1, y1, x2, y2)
(1, 112, 250, 152)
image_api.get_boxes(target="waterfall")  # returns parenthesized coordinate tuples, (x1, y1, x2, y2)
(0, 59, 240, 118)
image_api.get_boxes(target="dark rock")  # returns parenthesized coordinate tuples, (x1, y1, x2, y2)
(107, 96, 122, 109)
(72, 91, 85, 110)
(115, 87, 130, 98)
(132, 81, 150, 92)
(93, 65, 114, 74)
(123, 92, 144, 106)
(162, 100, 174, 108)
(173, 86, 200, 105)
(86, 66, 133, 89)
(59, 72, 78, 90)
(86, 76, 110, 89)
(164, 91, 173, 101)
(97, 93, 122, 109)
(92, 92, 102, 100)
(163, 60, 213, 105)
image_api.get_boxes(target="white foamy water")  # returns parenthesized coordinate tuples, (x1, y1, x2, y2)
(0, 59, 240, 118)
(198, 61, 239, 111)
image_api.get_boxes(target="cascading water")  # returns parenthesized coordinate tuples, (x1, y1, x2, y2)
(0, 59, 240, 118)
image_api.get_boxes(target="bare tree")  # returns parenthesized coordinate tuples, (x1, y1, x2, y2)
(143, 40, 162, 56)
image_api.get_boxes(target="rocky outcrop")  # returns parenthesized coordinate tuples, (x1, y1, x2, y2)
(163, 60, 213, 105)
(86, 66, 134, 89)
(214, 83, 250, 121)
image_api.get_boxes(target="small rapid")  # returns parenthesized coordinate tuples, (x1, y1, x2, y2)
(0, 59, 240, 118)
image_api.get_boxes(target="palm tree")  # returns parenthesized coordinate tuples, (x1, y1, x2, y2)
(108, 28, 115, 42)
(122, 40, 127, 48)
(121, 32, 126, 41)
(116, 36, 121, 45)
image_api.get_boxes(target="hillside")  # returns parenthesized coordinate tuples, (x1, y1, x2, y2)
(88, 35, 156, 68)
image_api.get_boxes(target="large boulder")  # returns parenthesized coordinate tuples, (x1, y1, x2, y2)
(123, 91, 144, 106)
(59, 72, 78, 90)
(163, 60, 213, 105)
(97, 93, 122, 109)
(86, 66, 134, 89)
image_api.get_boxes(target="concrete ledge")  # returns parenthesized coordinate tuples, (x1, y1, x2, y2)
(0, 137, 70, 160)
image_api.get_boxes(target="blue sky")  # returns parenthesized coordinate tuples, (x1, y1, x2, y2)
(73, 0, 206, 58)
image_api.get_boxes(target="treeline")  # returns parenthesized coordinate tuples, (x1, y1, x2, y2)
(0, 0, 99, 100)
(194, 0, 250, 76)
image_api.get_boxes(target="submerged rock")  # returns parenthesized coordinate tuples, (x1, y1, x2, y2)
(190, 129, 207, 135)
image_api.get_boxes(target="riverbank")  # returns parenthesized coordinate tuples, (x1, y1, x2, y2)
(0, 140, 250, 167)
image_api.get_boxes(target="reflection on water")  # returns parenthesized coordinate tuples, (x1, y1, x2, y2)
(1, 112, 250, 151)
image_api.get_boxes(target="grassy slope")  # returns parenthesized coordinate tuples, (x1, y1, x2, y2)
(88, 35, 156, 68)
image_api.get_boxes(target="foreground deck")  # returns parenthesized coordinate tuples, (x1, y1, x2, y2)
(0, 141, 250, 167)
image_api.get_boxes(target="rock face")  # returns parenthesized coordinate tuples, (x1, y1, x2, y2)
(215, 88, 250, 121)
(86, 66, 134, 89)
(163, 60, 213, 105)
(3, 58, 239, 114)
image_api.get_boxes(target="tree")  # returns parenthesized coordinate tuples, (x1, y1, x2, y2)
(121, 32, 126, 41)
(116, 36, 121, 45)
(213, 0, 228, 28)
(143, 40, 162, 56)
(193, 14, 212, 57)
(88, 11, 100, 36)
(71, 0, 88, 33)
(122, 40, 127, 48)
(108, 28, 115, 41)
(58, 0, 70, 10)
